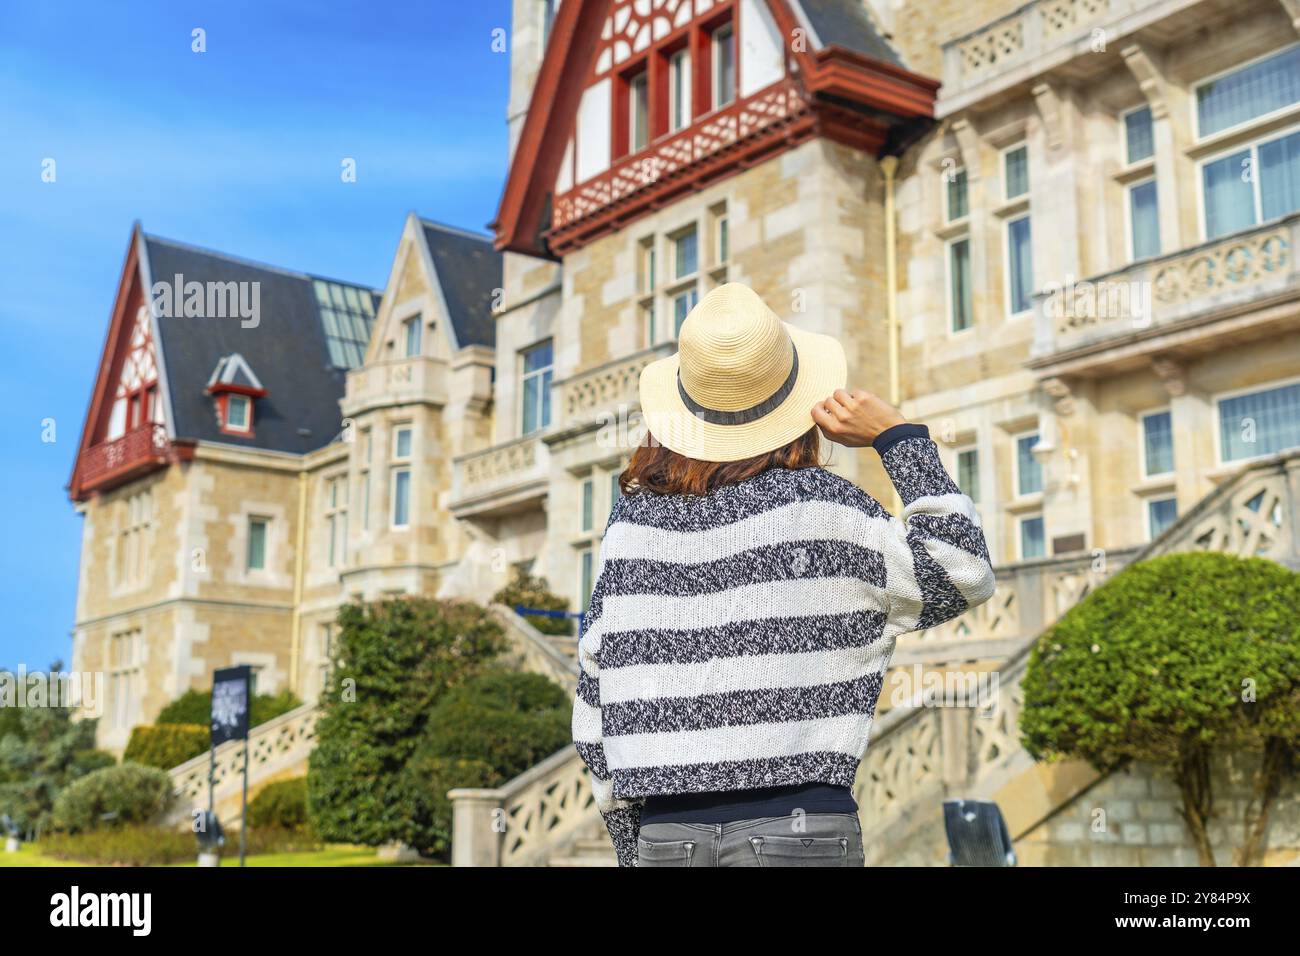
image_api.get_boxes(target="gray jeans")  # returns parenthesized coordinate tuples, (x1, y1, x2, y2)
(637, 812, 865, 867)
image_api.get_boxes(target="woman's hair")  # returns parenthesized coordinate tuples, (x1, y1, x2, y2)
(619, 426, 824, 496)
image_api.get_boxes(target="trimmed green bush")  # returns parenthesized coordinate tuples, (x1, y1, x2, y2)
(41, 824, 195, 866)
(124, 723, 209, 769)
(493, 571, 574, 636)
(50, 762, 173, 833)
(398, 756, 496, 859)
(1022, 552, 1300, 865)
(307, 598, 507, 850)
(419, 670, 570, 781)
(248, 777, 312, 832)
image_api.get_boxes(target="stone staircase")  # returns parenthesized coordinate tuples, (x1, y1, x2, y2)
(450, 449, 1300, 865)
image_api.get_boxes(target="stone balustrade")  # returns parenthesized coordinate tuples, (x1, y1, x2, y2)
(167, 701, 319, 826)
(449, 433, 548, 513)
(1032, 215, 1297, 361)
(552, 343, 674, 435)
(942, 0, 1145, 96)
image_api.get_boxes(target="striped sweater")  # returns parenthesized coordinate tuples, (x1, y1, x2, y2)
(571, 431, 996, 866)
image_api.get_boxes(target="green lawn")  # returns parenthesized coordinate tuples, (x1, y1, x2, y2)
(0, 842, 441, 868)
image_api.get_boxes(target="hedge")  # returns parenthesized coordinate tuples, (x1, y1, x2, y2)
(248, 777, 312, 832)
(123, 723, 209, 769)
(493, 571, 574, 636)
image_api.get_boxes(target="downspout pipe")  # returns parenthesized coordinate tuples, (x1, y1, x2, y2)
(879, 155, 900, 407)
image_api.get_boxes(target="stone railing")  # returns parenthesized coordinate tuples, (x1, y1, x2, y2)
(342, 356, 448, 417)
(856, 448, 1300, 852)
(449, 433, 548, 511)
(167, 702, 319, 824)
(943, 0, 1146, 93)
(450, 744, 596, 867)
(552, 344, 674, 435)
(489, 604, 579, 694)
(1032, 215, 1297, 360)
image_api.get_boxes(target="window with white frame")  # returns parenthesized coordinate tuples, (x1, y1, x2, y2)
(669, 48, 691, 132)
(247, 516, 268, 571)
(630, 70, 649, 152)
(670, 226, 700, 336)
(318, 622, 335, 693)
(403, 314, 422, 358)
(948, 237, 973, 332)
(326, 474, 348, 567)
(1003, 144, 1029, 200)
(1124, 105, 1155, 164)
(1146, 496, 1179, 540)
(520, 340, 553, 435)
(1200, 127, 1300, 240)
(1015, 432, 1043, 496)
(359, 426, 372, 531)
(1141, 409, 1174, 477)
(540, 0, 556, 51)
(578, 545, 595, 612)
(946, 167, 968, 221)
(1127, 178, 1161, 260)
(1019, 515, 1046, 560)
(1195, 44, 1300, 139)
(226, 394, 251, 432)
(956, 447, 980, 503)
(109, 629, 143, 730)
(711, 204, 729, 274)
(1217, 380, 1300, 462)
(638, 238, 657, 345)
(581, 477, 594, 534)
(713, 25, 735, 109)
(1006, 215, 1034, 315)
(119, 490, 152, 588)
(391, 424, 412, 529)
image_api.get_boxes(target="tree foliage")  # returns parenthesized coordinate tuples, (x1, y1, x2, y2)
(306, 598, 507, 849)
(0, 667, 113, 837)
(493, 571, 574, 636)
(1021, 552, 1300, 864)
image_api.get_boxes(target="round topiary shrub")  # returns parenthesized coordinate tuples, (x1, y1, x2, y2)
(247, 777, 312, 832)
(1021, 551, 1300, 865)
(419, 670, 571, 781)
(50, 763, 174, 833)
(123, 723, 209, 769)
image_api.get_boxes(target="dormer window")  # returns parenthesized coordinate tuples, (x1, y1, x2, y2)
(226, 395, 251, 432)
(207, 353, 266, 438)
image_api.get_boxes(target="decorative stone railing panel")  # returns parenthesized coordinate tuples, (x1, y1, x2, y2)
(168, 702, 319, 819)
(450, 433, 547, 507)
(554, 344, 673, 433)
(1033, 217, 1297, 359)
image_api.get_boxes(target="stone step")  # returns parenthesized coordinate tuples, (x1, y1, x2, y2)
(549, 854, 618, 867)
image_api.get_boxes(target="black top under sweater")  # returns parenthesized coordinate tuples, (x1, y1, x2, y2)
(639, 782, 858, 825)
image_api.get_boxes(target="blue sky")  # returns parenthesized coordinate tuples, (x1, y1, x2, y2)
(0, 0, 512, 669)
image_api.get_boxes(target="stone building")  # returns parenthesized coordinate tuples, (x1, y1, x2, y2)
(70, 0, 1300, 863)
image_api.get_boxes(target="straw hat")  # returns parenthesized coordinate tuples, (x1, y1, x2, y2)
(639, 283, 847, 462)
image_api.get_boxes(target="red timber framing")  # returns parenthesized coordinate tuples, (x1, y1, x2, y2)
(68, 225, 193, 502)
(492, 0, 939, 259)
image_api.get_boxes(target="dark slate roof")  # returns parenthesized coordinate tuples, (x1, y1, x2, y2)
(420, 220, 503, 349)
(794, 0, 904, 67)
(143, 234, 380, 455)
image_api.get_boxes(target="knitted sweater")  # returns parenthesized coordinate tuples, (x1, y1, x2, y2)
(571, 430, 996, 866)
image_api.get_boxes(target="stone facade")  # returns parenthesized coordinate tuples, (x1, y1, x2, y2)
(72, 0, 1300, 809)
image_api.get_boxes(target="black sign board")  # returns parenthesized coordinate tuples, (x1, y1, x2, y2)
(210, 665, 251, 745)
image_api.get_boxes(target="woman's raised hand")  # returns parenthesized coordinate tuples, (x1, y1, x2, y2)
(812, 388, 907, 448)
